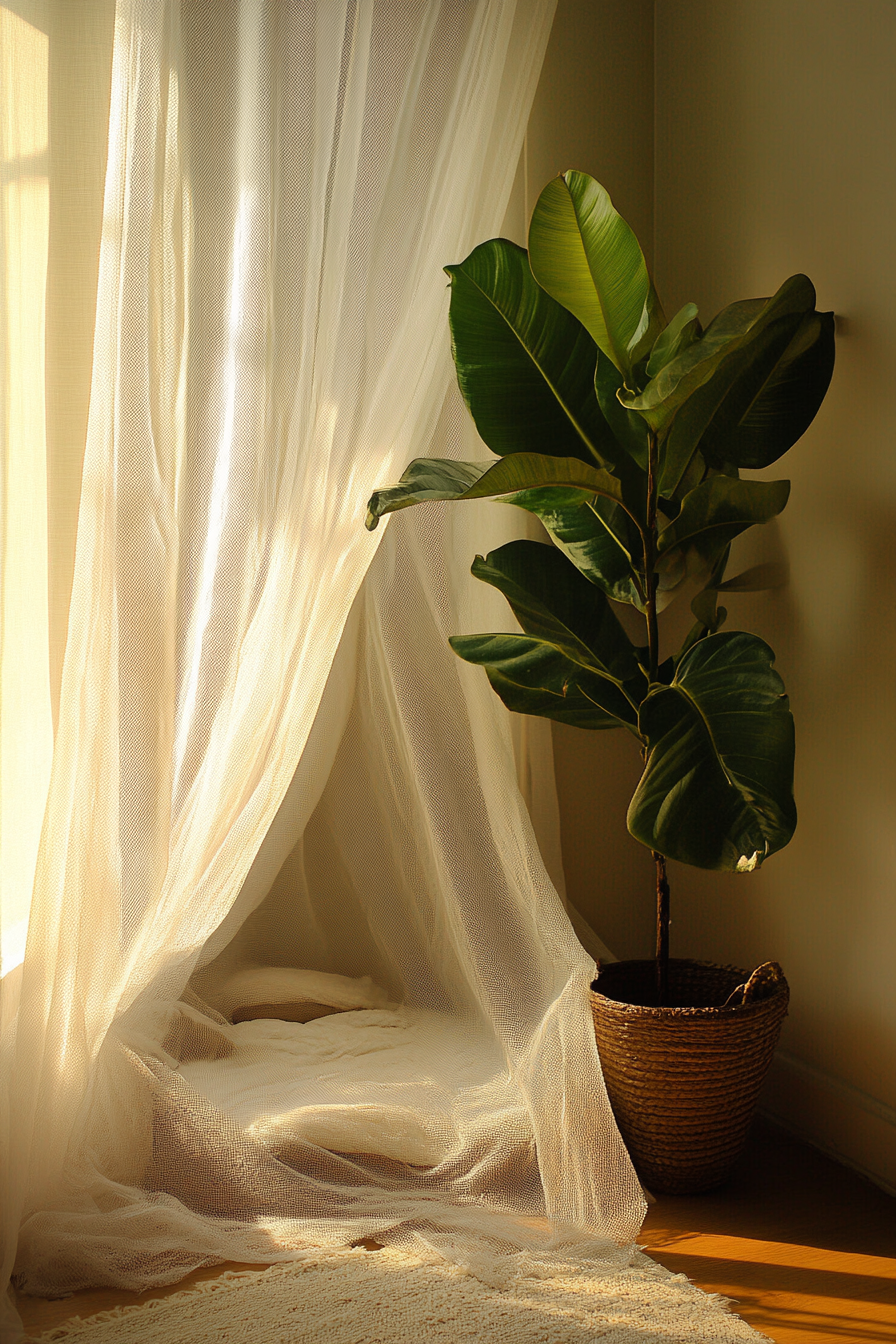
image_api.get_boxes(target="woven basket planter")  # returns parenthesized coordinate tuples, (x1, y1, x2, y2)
(590, 958, 789, 1195)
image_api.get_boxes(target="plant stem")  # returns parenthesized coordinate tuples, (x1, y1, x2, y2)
(654, 851, 670, 1005)
(643, 429, 670, 1005)
(644, 430, 659, 683)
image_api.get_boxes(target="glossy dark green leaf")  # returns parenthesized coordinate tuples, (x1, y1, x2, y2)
(365, 453, 628, 530)
(450, 633, 637, 730)
(627, 631, 796, 871)
(528, 172, 661, 378)
(621, 294, 764, 430)
(483, 663, 624, 730)
(656, 476, 790, 568)
(621, 276, 815, 430)
(496, 485, 645, 608)
(445, 239, 617, 467)
(698, 310, 836, 470)
(654, 278, 820, 497)
(449, 540, 648, 731)
(468, 540, 644, 690)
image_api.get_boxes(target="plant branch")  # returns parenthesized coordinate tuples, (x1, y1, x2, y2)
(644, 430, 660, 682)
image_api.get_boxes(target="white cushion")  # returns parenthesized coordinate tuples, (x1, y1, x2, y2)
(216, 966, 390, 1023)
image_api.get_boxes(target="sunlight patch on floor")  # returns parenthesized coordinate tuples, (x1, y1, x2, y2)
(641, 1230, 896, 1279)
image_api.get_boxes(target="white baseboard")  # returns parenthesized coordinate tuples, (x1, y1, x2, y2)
(759, 1048, 896, 1197)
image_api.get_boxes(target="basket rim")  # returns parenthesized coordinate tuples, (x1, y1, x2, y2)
(590, 957, 789, 1020)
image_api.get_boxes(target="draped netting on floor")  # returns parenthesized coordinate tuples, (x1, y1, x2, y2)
(1, 1, 645, 1335)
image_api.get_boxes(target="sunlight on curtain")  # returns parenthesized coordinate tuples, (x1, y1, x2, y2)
(1, 5, 645, 1338)
(0, 5, 53, 977)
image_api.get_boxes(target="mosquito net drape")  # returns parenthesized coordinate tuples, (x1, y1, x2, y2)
(1, 1, 644, 1334)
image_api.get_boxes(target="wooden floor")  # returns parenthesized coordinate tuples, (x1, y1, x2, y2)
(15, 1119, 896, 1343)
(640, 1119, 896, 1343)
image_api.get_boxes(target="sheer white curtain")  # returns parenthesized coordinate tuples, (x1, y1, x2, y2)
(1, 1, 643, 1336)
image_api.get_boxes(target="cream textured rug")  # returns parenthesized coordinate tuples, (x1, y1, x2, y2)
(31, 1244, 772, 1343)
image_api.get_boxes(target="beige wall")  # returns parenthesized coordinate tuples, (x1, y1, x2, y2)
(653, 0, 896, 1192)
(535, 0, 896, 1191)
(525, 0, 654, 258)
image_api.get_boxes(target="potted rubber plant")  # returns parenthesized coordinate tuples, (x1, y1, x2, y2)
(366, 172, 834, 1192)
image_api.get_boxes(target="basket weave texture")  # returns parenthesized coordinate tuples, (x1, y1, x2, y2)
(590, 958, 789, 1195)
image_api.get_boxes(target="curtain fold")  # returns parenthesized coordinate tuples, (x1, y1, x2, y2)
(1, 3, 644, 1337)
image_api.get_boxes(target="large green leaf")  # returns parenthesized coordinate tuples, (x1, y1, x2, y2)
(450, 634, 637, 730)
(480, 658, 622, 729)
(620, 272, 816, 499)
(528, 172, 662, 379)
(651, 278, 821, 498)
(627, 631, 796, 871)
(656, 476, 791, 568)
(620, 296, 763, 434)
(468, 540, 643, 690)
(497, 485, 645, 608)
(445, 239, 617, 467)
(365, 454, 630, 530)
(621, 276, 816, 430)
(449, 540, 646, 731)
(698, 310, 836, 470)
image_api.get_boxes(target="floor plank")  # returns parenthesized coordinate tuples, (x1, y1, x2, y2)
(640, 1119, 896, 1343)
(15, 1120, 896, 1342)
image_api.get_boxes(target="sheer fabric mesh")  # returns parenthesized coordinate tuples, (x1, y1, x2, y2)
(1, 0, 644, 1328)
